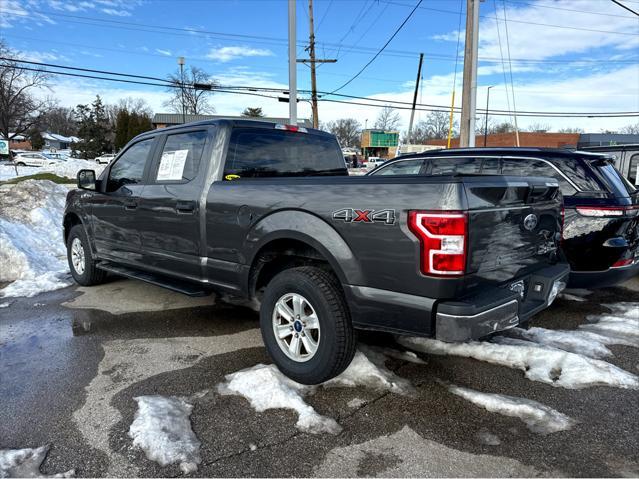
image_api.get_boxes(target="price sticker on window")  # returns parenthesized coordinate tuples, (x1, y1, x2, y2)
(157, 149, 188, 181)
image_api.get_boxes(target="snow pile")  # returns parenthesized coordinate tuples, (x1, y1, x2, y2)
(129, 396, 201, 474)
(325, 349, 414, 395)
(0, 159, 105, 182)
(503, 328, 619, 359)
(581, 303, 639, 342)
(218, 363, 342, 435)
(218, 349, 415, 434)
(0, 446, 74, 478)
(448, 384, 576, 435)
(398, 336, 639, 389)
(0, 180, 72, 297)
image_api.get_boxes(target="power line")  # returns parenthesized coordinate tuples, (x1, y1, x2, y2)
(325, 0, 423, 96)
(3, 9, 637, 65)
(611, 0, 639, 16)
(505, 0, 637, 18)
(4, 58, 638, 117)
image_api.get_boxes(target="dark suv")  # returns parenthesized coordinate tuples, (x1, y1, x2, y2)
(370, 148, 639, 288)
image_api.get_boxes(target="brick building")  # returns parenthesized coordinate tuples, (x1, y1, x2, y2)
(152, 113, 312, 129)
(426, 132, 580, 149)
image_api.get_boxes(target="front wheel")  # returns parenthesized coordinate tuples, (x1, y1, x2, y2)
(260, 266, 356, 385)
(67, 224, 106, 286)
(16, 162, 25, 166)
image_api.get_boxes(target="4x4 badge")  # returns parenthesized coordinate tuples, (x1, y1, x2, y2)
(333, 208, 396, 225)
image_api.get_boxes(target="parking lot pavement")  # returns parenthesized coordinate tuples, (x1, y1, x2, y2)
(1, 277, 638, 477)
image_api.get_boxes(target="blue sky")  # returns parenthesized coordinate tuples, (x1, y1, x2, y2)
(1, 0, 638, 131)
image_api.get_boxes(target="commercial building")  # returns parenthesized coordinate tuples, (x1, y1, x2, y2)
(152, 113, 313, 129)
(360, 129, 400, 159)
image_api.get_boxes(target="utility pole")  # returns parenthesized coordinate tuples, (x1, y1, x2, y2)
(407, 53, 424, 145)
(177, 56, 186, 124)
(484, 85, 494, 147)
(459, 0, 480, 147)
(297, 0, 336, 128)
(288, 0, 297, 125)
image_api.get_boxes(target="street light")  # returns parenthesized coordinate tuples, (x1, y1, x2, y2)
(177, 56, 186, 124)
(484, 85, 494, 147)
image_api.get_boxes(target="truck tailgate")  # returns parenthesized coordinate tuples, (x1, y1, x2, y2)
(463, 176, 563, 286)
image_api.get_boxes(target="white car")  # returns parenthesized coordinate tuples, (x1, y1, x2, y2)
(364, 157, 385, 170)
(13, 152, 57, 167)
(95, 154, 116, 164)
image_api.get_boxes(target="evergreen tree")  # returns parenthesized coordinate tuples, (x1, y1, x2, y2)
(114, 109, 130, 150)
(74, 96, 112, 159)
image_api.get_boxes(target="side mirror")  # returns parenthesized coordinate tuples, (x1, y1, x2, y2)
(77, 169, 97, 190)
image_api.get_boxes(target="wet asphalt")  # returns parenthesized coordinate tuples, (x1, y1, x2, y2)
(0, 276, 638, 477)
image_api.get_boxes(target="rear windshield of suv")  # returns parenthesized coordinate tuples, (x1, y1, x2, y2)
(224, 128, 346, 178)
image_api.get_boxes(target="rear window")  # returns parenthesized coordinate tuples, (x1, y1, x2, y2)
(224, 128, 345, 178)
(555, 158, 603, 192)
(593, 162, 637, 197)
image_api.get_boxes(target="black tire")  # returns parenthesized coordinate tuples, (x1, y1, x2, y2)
(16, 162, 25, 166)
(260, 266, 356, 385)
(66, 224, 106, 286)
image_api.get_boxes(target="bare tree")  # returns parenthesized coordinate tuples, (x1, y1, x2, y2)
(242, 107, 265, 118)
(326, 118, 361, 147)
(527, 122, 552, 133)
(374, 106, 401, 131)
(405, 111, 456, 142)
(0, 42, 52, 156)
(164, 65, 218, 115)
(39, 105, 78, 136)
(620, 122, 639, 135)
(557, 127, 584, 134)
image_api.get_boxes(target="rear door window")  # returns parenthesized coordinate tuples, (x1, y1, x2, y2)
(427, 157, 481, 175)
(502, 158, 577, 196)
(224, 128, 345, 178)
(555, 159, 603, 192)
(373, 159, 424, 175)
(154, 130, 208, 183)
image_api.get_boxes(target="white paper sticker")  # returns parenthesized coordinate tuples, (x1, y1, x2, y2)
(157, 149, 188, 181)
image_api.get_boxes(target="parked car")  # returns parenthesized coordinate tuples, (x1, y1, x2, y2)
(579, 144, 639, 186)
(371, 147, 639, 288)
(43, 152, 69, 161)
(64, 121, 568, 384)
(13, 152, 57, 167)
(363, 156, 385, 170)
(94, 153, 117, 164)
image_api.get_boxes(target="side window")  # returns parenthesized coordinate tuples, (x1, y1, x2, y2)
(502, 159, 577, 196)
(556, 159, 602, 191)
(481, 157, 500, 174)
(628, 154, 639, 186)
(428, 157, 481, 175)
(107, 138, 154, 192)
(155, 130, 208, 183)
(374, 159, 424, 175)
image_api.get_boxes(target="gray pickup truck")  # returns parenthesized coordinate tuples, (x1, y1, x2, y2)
(65, 120, 569, 384)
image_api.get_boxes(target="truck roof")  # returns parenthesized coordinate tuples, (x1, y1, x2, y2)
(137, 118, 334, 139)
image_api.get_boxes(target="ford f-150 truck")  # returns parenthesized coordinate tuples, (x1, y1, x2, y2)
(64, 120, 569, 384)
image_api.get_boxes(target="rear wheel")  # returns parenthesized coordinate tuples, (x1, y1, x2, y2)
(67, 224, 106, 286)
(260, 266, 356, 384)
(16, 162, 25, 166)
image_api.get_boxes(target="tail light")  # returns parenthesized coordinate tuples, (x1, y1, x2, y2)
(576, 206, 639, 217)
(408, 211, 468, 276)
(612, 258, 633, 268)
(275, 124, 308, 133)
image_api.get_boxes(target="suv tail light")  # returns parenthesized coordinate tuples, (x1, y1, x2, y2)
(408, 211, 468, 276)
(576, 206, 639, 217)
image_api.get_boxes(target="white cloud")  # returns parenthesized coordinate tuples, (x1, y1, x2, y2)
(101, 7, 131, 16)
(155, 49, 172, 56)
(206, 46, 274, 63)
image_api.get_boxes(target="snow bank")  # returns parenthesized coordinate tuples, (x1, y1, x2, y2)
(397, 336, 638, 389)
(581, 303, 639, 342)
(0, 159, 105, 182)
(448, 384, 575, 434)
(218, 349, 414, 434)
(0, 446, 74, 478)
(0, 182, 70, 294)
(0, 180, 72, 298)
(218, 363, 341, 435)
(129, 396, 201, 474)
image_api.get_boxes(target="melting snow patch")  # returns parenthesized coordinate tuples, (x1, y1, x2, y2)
(580, 303, 639, 343)
(449, 385, 575, 435)
(218, 363, 341, 434)
(0, 446, 74, 478)
(504, 328, 616, 359)
(218, 349, 413, 434)
(398, 336, 638, 389)
(476, 428, 501, 446)
(347, 398, 367, 409)
(128, 396, 201, 474)
(0, 180, 71, 298)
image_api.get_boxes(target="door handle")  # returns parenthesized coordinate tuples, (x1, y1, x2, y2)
(176, 200, 196, 214)
(123, 199, 137, 210)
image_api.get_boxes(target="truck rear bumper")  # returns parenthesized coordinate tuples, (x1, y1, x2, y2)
(344, 263, 569, 341)
(435, 263, 569, 341)
(568, 260, 639, 289)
